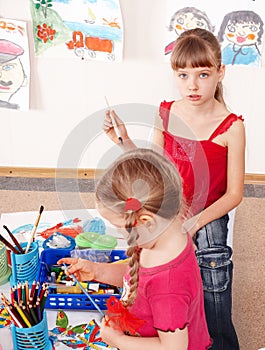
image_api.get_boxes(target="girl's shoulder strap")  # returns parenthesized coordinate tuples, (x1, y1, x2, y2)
(209, 113, 244, 141)
(159, 100, 174, 130)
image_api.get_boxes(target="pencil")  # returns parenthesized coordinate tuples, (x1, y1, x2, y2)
(0, 234, 20, 254)
(1, 293, 26, 328)
(36, 301, 41, 322)
(24, 281, 29, 308)
(29, 280, 36, 302)
(10, 287, 16, 304)
(25, 205, 44, 254)
(104, 96, 123, 144)
(13, 301, 32, 328)
(40, 290, 49, 314)
(17, 282, 22, 303)
(28, 303, 39, 325)
(4, 303, 24, 328)
(32, 283, 39, 306)
(3, 225, 24, 253)
(21, 284, 26, 307)
(20, 302, 35, 326)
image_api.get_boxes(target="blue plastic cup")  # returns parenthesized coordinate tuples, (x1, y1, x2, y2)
(11, 311, 52, 350)
(10, 242, 39, 285)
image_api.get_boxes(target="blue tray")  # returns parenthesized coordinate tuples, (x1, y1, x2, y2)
(37, 248, 127, 310)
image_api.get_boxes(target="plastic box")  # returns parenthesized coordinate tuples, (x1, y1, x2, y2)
(37, 248, 127, 310)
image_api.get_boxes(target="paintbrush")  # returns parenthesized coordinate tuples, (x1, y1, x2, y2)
(3, 225, 24, 254)
(0, 233, 21, 254)
(63, 263, 105, 317)
(24, 205, 44, 254)
(104, 95, 123, 144)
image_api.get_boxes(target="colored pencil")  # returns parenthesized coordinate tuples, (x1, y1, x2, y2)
(13, 301, 32, 328)
(29, 280, 36, 303)
(39, 290, 48, 314)
(4, 303, 24, 328)
(20, 303, 35, 326)
(28, 303, 39, 325)
(17, 282, 22, 303)
(1, 293, 26, 328)
(3, 225, 24, 253)
(10, 287, 16, 304)
(25, 205, 44, 254)
(32, 283, 39, 306)
(24, 281, 29, 309)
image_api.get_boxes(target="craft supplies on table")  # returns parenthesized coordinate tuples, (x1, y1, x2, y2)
(37, 248, 127, 310)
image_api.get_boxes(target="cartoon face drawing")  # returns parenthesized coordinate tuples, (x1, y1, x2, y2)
(165, 7, 214, 55)
(0, 58, 26, 98)
(218, 10, 264, 66)
(171, 9, 211, 37)
(224, 19, 261, 47)
(0, 39, 27, 109)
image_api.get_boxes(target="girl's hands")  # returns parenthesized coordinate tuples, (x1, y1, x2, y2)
(57, 257, 96, 281)
(100, 316, 124, 348)
(103, 109, 129, 144)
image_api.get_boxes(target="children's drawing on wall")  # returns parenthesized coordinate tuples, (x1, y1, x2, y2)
(30, 0, 124, 62)
(218, 10, 264, 66)
(164, 6, 214, 57)
(0, 19, 29, 111)
(165, 0, 265, 67)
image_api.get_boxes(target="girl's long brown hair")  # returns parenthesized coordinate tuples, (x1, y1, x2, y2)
(170, 28, 225, 106)
(95, 148, 183, 306)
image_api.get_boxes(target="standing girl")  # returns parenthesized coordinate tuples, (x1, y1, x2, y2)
(103, 28, 245, 350)
(58, 148, 211, 350)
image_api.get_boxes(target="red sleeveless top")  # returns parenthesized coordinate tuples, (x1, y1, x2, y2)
(159, 101, 244, 215)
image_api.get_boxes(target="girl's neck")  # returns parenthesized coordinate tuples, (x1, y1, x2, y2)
(140, 218, 187, 268)
(176, 98, 226, 120)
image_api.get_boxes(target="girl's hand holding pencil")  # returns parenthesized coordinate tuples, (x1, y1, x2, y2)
(103, 97, 137, 151)
(103, 96, 128, 145)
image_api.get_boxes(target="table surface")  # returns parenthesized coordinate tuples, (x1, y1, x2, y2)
(0, 209, 125, 350)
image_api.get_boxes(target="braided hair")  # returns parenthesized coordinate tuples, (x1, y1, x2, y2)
(95, 148, 183, 306)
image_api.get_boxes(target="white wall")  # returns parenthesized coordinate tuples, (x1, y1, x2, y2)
(0, 0, 264, 173)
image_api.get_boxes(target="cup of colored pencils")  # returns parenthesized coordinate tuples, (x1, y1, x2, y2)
(1, 281, 52, 350)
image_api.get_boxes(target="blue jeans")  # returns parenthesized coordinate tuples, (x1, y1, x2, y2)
(195, 215, 240, 350)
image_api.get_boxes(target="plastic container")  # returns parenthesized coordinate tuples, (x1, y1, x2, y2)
(10, 242, 39, 286)
(11, 311, 52, 350)
(37, 248, 127, 310)
(70, 248, 113, 262)
(0, 242, 11, 285)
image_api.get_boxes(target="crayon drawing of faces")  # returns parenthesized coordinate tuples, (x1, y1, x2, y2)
(173, 11, 210, 37)
(225, 20, 261, 46)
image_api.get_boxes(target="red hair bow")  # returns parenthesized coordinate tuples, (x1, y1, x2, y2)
(124, 198, 141, 212)
(106, 296, 145, 335)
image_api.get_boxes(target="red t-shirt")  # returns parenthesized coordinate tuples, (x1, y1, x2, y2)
(123, 235, 212, 349)
(159, 100, 244, 215)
